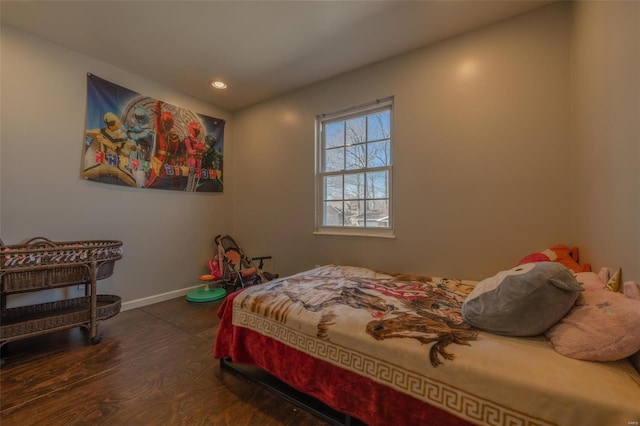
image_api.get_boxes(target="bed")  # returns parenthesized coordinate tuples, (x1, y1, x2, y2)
(214, 264, 640, 426)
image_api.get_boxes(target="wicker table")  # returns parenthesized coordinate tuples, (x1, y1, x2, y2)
(0, 237, 123, 366)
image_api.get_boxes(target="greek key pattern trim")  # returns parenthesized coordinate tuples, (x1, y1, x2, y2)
(233, 310, 553, 426)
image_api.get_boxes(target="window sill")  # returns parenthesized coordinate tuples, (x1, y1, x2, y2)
(313, 229, 396, 239)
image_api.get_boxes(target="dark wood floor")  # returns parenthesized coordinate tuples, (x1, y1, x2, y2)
(0, 296, 329, 425)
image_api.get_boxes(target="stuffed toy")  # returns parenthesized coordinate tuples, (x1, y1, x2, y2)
(517, 244, 591, 273)
(624, 281, 640, 300)
(597, 267, 633, 294)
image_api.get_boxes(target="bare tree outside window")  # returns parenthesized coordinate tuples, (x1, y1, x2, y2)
(317, 98, 393, 232)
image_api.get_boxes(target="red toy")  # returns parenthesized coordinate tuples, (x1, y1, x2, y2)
(517, 244, 591, 273)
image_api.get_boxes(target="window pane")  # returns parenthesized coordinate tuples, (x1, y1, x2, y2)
(344, 200, 364, 227)
(345, 116, 366, 145)
(367, 199, 389, 212)
(367, 111, 390, 141)
(346, 144, 366, 170)
(367, 140, 390, 167)
(366, 170, 389, 199)
(325, 147, 344, 172)
(325, 122, 344, 148)
(344, 173, 364, 199)
(324, 175, 343, 200)
(365, 200, 389, 227)
(324, 201, 343, 226)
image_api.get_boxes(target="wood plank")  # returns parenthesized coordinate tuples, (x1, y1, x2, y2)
(0, 297, 328, 425)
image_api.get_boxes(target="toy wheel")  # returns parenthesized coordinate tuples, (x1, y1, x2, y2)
(91, 335, 102, 345)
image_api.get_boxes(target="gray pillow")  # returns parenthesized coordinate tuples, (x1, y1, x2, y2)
(462, 262, 583, 336)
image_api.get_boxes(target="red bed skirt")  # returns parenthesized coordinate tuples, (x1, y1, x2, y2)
(214, 292, 472, 426)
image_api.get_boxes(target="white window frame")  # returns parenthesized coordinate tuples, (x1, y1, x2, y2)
(314, 97, 395, 238)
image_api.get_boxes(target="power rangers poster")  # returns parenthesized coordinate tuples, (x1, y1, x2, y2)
(82, 74, 224, 192)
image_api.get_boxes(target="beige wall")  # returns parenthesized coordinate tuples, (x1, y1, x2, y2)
(0, 26, 234, 307)
(2, 0, 637, 310)
(232, 3, 574, 280)
(570, 1, 640, 282)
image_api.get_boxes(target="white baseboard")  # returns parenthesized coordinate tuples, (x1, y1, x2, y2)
(121, 284, 203, 311)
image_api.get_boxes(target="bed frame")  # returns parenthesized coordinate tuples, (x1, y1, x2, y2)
(220, 357, 364, 426)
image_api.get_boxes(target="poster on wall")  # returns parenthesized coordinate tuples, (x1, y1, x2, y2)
(82, 73, 224, 192)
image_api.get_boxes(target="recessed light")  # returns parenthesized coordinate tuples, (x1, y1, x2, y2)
(210, 80, 227, 89)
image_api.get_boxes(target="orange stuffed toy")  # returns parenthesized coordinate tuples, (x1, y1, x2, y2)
(517, 244, 591, 273)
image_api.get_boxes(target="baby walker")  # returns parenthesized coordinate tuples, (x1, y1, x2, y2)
(186, 251, 226, 303)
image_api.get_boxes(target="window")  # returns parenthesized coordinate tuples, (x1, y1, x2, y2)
(315, 97, 393, 237)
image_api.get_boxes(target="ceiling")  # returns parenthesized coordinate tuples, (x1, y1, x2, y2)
(1, 0, 554, 111)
